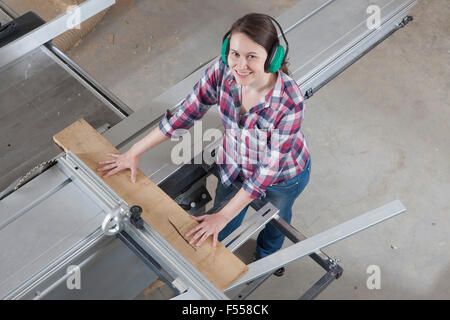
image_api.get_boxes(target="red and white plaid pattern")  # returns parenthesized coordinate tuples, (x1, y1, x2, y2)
(159, 57, 309, 199)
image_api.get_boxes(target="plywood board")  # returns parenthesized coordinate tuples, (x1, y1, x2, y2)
(53, 118, 248, 291)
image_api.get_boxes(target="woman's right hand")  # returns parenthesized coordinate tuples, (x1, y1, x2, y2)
(97, 149, 141, 183)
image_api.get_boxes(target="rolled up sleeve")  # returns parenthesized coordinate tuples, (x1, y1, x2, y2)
(159, 58, 221, 138)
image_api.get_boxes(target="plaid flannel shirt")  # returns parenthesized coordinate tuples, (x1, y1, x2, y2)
(159, 57, 309, 199)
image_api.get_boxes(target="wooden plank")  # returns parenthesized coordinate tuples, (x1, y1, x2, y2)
(53, 118, 248, 291)
(139, 279, 166, 298)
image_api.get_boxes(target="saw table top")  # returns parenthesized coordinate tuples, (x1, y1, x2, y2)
(53, 118, 248, 291)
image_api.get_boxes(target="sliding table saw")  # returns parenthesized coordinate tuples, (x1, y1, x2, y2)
(0, 0, 416, 299)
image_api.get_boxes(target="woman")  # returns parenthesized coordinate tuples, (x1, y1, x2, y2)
(97, 13, 310, 264)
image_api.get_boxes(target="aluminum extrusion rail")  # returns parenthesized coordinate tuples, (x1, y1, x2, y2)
(0, 0, 116, 68)
(226, 200, 406, 291)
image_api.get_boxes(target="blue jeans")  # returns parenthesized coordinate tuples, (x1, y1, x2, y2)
(215, 157, 311, 259)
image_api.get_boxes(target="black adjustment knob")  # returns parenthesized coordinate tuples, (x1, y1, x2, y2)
(130, 205, 142, 217)
(133, 217, 144, 230)
(130, 205, 144, 230)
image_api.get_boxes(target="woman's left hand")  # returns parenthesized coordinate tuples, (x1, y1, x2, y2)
(185, 213, 230, 248)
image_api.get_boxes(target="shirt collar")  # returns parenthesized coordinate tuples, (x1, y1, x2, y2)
(226, 70, 285, 110)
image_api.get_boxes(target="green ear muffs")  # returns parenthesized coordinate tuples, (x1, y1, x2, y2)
(264, 41, 285, 73)
(221, 28, 287, 73)
(221, 35, 230, 67)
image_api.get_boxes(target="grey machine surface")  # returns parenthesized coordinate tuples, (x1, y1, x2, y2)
(0, 0, 416, 299)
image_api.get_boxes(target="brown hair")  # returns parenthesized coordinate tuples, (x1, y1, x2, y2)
(229, 13, 290, 75)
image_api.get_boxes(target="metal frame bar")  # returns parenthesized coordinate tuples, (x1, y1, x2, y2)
(58, 153, 223, 297)
(231, 272, 273, 300)
(299, 266, 343, 300)
(0, 0, 116, 68)
(117, 231, 180, 295)
(186, 162, 344, 299)
(123, 222, 229, 300)
(185, 163, 404, 299)
(225, 200, 406, 291)
(230, 209, 344, 300)
(0, 0, 16, 19)
(2, 151, 226, 300)
(227, 199, 343, 299)
(297, 1, 417, 98)
(0, 0, 132, 118)
(222, 203, 279, 252)
(4, 228, 106, 299)
(270, 216, 344, 299)
(58, 152, 126, 210)
(44, 43, 133, 117)
(2, 152, 129, 299)
(231, 229, 343, 300)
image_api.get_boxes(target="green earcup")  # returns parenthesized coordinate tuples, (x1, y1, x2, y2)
(221, 15, 289, 73)
(268, 45, 285, 73)
(221, 37, 230, 66)
(221, 35, 285, 73)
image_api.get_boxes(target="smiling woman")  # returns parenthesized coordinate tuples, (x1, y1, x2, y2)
(222, 13, 290, 76)
(221, 13, 291, 115)
(97, 14, 310, 273)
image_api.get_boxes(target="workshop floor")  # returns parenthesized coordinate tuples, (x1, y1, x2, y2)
(29, 0, 450, 299)
(66, 0, 301, 112)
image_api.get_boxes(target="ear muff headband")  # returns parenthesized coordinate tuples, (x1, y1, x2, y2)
(221, 15, 289, 73)
(266, 16, 289, 73)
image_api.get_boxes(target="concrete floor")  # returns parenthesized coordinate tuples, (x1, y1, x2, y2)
(244, 0, 450, 300)
(71, 0, 449, 300)
(291, 0, 450, 299)
(10, 0, 448, 299)
(67, 0, 301, 113)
